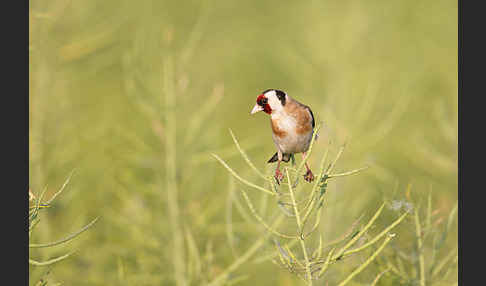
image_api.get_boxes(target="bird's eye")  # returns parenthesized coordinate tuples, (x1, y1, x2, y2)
(258, 97, 267, 106)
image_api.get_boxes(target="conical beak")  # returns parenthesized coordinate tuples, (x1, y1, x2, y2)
(251, 103, 263, 114)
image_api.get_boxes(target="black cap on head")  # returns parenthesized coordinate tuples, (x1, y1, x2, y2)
(275, 90, 286, 105)
(262, 89, 287, 106)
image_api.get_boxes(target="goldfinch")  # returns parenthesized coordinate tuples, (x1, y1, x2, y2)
(250, 89, 315, 184)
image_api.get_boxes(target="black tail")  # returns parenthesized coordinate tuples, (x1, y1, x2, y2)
(267, 152, 291, 163)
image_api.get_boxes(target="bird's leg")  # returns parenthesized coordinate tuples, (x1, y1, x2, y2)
(302, 152, 314, 182)
(275, 160, 284, 184)
(275, 151, 284, 184)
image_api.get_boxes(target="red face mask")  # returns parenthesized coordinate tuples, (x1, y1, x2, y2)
(256, 94, 272, 114)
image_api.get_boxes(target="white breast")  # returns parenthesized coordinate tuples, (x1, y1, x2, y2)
(274, 112, 296, 131)
(271, 112, 313, 154)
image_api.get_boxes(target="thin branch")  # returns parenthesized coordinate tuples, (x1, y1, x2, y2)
(340, 211, 408, 258)
(286, 168, 313, 284)
(240, 189, 298, 239)
(229, 129, 269, 181)
(337, 234, 395, 286)
(317, 248, 335, 277)
(30, 217, 99, 248)
(29, 251, 75, 266)
(370, 267, 391, 286)
(212, 154, 275, 196)
(44, 169, 76, 205)
(415, 207, 426, 286)
(333, 203, 386, 260)
(327, 165, 370, 179)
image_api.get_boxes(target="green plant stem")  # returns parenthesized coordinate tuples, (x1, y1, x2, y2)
(207, 215, 287, 286)
(337, 234, 395, 286)
(301, 148, 330, 226)
(30, 217, 99, 248)
(333, 203, 385, 260)
(184, 84, 224, 146)
(212, 154, 275, 196)
(326, 144, 346, 174)
(226, 178, 239, 258)
(302, 165, 368, 230)
(303, 207, 323, 239)
(340, 211, 408, 258)
(229, 129, 269, 181)
(431, 248, 457, 278)
(29, 251, 75, 266)
(240, 189, 298, 239)
(30, 185, 48, 221)
(327, 166, 369, 179)
(164, 55, 187, 286)
(370, 266, 391, 286)
(44, 169, 76, 205)
(317, 247, 335, 277)
(286, 168, 313, 284)
(414, 208, 426, 286)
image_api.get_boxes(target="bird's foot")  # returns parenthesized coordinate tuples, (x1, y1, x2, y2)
(274, 169, 284, 184)
(304, 169, 314, 182)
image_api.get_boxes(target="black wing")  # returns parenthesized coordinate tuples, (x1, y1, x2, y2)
(267, 152, 291, 163)
(306, 106, 315, 128)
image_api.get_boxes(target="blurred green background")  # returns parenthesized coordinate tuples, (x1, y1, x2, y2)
(29, 0, 457, 285)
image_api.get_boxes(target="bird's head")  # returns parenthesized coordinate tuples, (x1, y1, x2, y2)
(250, 89, 287, 115)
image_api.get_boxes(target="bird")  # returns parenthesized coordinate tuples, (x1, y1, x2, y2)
(250, 89, 316, 184)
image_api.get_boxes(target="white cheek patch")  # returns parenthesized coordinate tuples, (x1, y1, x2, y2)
(266, 93, 283, 112)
